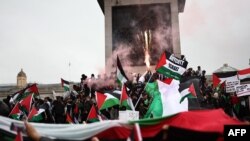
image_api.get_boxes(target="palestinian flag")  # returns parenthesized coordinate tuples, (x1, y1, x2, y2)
(0, 109, 242, 141)
(25, 83, 39, 94)
(179, 83, 197, 103)
(66, 113, 74, 124)
(28, 107, 45, 122)
(95, 92, 119, 110)
(213, 72, 238, 87)
(144, 78, 188, 118)
(10, 89, 24, 103)
(179, 77, 202, 110)
(106, 90, 121, 100)
(19, 94, 33, 114)
(116, 56, 128, 86)
(102, 93, 119, 110)
(13, 84, 39, 102)
(213, 74, 225, 89)
(87, 105, 100, 122)
(155, 51, 188, 80)
(213, 72, 238, 93)
(238, 68, 250, 82)
(102, 88, 133, 110)
(96, 92, 107, 109)
(120, 85, 134, 110)
(9, 103, 22, 120)
(61, 78, 70, 91)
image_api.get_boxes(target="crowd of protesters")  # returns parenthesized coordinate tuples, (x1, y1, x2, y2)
(182, 66, 250, 121)
(0, 66, 250, 124)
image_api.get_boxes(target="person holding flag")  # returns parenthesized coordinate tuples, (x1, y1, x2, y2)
(116, 56, 129, 87)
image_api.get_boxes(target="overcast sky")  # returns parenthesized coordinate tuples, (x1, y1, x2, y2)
(0, 0, 250, 84)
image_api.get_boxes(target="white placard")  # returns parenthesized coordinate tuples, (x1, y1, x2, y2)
(226, 80, 240, 93)
(235, 84, 250, 97)
(119, 110, 139, 121)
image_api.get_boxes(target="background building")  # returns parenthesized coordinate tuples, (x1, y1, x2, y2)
(0, 69, 65, 100)
(98, 0, 186, 73)
(16, 69, 27, 88)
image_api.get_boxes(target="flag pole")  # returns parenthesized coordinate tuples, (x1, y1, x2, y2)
(134, 72, 154, 108)
(68, 62, 71, 82)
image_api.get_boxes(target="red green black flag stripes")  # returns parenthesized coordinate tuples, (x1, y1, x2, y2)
(179, 83, 197, 103)
(12, 84, 39, 102)
(238, 68, 250, 82)
(116, 56, 128, 86)
(155, 51, 188, 80)
(61, 78, 70, 91)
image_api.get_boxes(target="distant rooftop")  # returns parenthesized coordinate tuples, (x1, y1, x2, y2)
(214, 63, 238, 73)
(0, 85, 16, 92)
(17, 68, 26, 77)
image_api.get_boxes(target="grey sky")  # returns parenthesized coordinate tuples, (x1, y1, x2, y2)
(180, 0, 250, 74)
(0, 0, 250, 84)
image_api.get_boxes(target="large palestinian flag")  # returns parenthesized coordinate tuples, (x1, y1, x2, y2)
(0, 109, 243, 141)
(144, 78, 188, 118)
(116, 56, 128, 86)
(238, 68, 250, 83)
(155, 51, 188, 80)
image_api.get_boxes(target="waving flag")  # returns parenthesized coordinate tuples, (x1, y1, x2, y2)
(179, 77, 202, 110)
(19, 94, 33, 114)
(238, 68, 250, 82)
(61, 78, 70, 91)
(144, 78, 188, 118)
(12, 84, 39, 102)
(9, 103, 22, 120)
(10, 89, 24, 104)
(120, 85, 134, 110)
(28, 107, 45, 122)
(179, 83, 197, 103)
(102, 93, 119, 110)
(87, 105, 100, 122)
(213, 74, 225, 89)
(95, 92, 119, 110)
(95, 92, 107, 109)
(213, 71, 239, 92)
(0, 109, 242, 141)
(155, 51, 188, 80)
(116, 56, 128, 86)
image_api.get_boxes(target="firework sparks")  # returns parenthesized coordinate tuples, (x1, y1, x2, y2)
(143, 30, 151, 69)
(136, 29, 152, 70)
